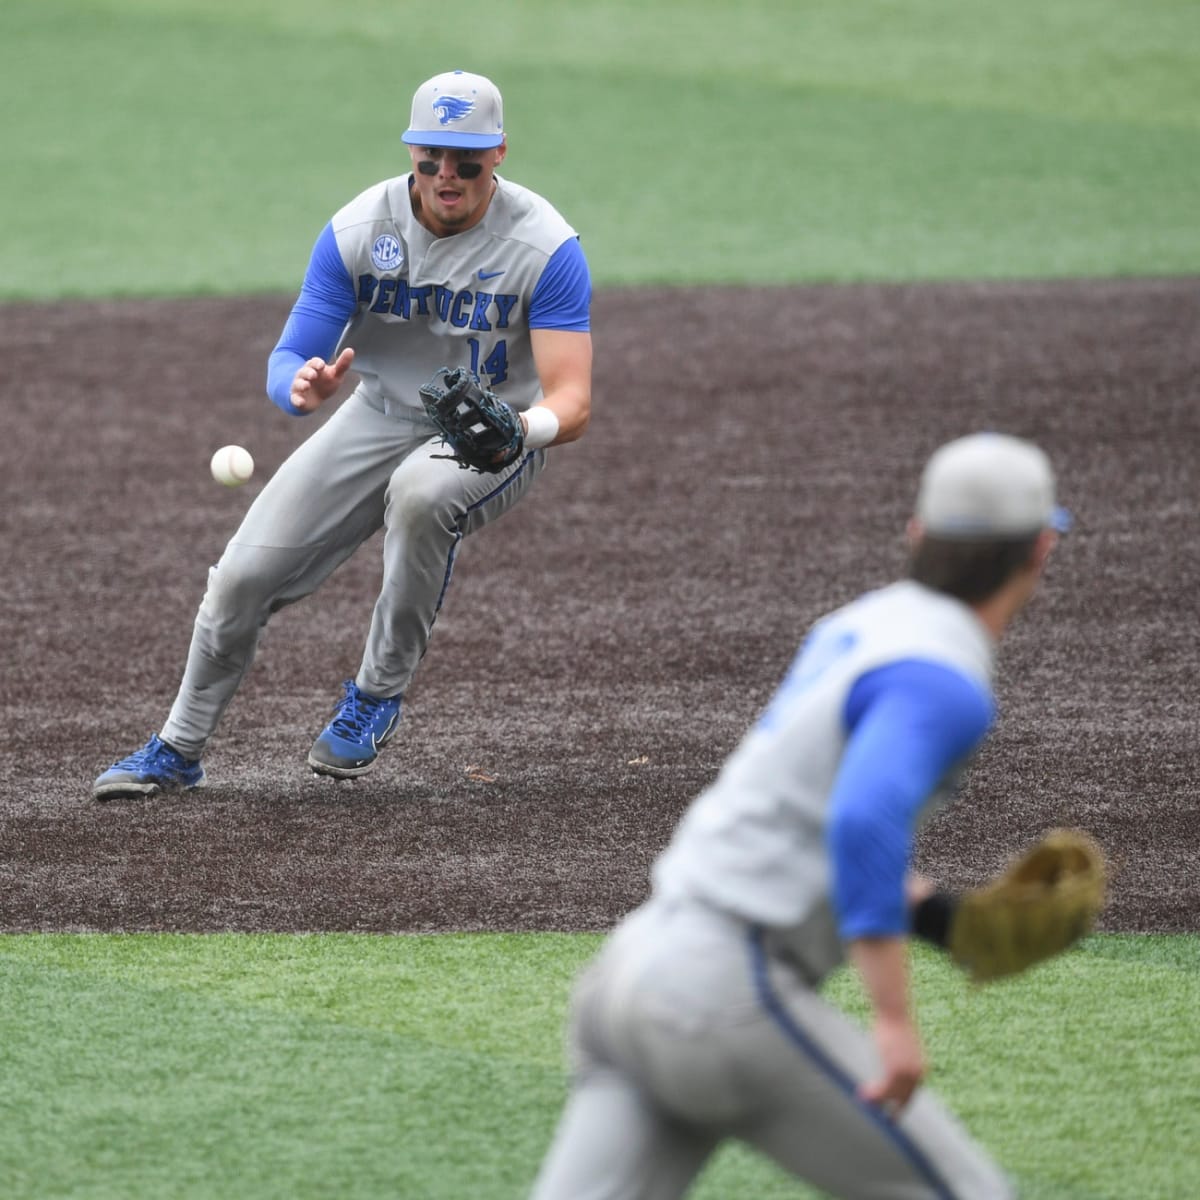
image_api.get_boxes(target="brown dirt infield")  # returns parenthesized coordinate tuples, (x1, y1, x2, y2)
(1, 279, 1196, 934)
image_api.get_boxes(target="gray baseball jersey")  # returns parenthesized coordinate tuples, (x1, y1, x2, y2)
(267, 173, 584, 418)
(653, 580, 994, 982)
(532, 582, 1014, 1200)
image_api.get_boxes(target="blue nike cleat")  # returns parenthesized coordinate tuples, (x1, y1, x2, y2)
(93, 734, 206, 800)
(308, 680, 402, 779)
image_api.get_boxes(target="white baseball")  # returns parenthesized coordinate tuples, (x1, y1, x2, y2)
(210, 444, 255, 487)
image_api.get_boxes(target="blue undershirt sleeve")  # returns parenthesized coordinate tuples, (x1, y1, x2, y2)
(266, 222, 358, 414)
(528, 237, 591, 332)
(827, 659, 995, 941)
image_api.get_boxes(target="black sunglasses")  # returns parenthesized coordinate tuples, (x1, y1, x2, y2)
(417, 157, 483, 180)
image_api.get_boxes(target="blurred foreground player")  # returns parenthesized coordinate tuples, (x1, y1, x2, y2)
(532, 433, 1078, 1200)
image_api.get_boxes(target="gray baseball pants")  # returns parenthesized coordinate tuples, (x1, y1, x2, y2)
(160, 388, 544, 759)
(531, 898, 1015, 1200)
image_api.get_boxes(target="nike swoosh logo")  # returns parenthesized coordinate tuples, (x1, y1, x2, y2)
(477, 269, 505, 280)
(372, 712, 400, 751)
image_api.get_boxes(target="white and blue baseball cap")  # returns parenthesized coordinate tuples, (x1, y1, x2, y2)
(402, 70, 505, 149)
(917, 432, 1073, 538)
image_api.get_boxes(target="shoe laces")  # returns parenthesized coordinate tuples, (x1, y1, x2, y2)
(328, 680, 394, 742)
(111, 734, 188, 771)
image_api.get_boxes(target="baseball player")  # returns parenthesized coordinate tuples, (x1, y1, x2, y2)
(94, 69, 592, 798)
(531, 434, 1073, 1200)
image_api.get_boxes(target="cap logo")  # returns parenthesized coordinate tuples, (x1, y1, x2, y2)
(432, 95, 475, 126)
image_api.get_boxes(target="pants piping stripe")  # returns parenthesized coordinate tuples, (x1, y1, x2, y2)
(747, 925, 960, 1200)
(434, 451, 539, 615)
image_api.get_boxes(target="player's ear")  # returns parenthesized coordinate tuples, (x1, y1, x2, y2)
(494, 139, 508, 166)
(1030, 528, 1058, 573)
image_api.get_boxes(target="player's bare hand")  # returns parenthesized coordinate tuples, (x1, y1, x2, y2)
(291, 347, 355, 413)
(860, 1014, 925, 1117)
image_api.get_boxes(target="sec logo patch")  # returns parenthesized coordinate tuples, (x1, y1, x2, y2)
(371, 234, 403, 271)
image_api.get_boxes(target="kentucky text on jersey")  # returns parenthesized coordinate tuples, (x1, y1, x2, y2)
(356, 274, 520, 328)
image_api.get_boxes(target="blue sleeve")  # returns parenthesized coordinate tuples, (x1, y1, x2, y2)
(528, 237, 591, 331)
(266, 222, 358, 414)
(827, 659, 995, 941)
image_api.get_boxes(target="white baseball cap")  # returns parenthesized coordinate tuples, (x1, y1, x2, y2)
(402, 69, 505, 150)
(917, 433, 1072, 538)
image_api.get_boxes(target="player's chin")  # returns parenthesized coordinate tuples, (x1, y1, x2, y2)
(434, 206, 473, 230)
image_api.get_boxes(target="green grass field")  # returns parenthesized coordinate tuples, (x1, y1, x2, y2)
(4, 2, 1199, 1197)
(3, 0, 1199, 296)
(2, 935, 1197, 1199)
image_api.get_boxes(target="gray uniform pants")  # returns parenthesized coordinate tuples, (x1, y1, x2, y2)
(161, 389, 544, 759)
(532, 898, 1014, 1200)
